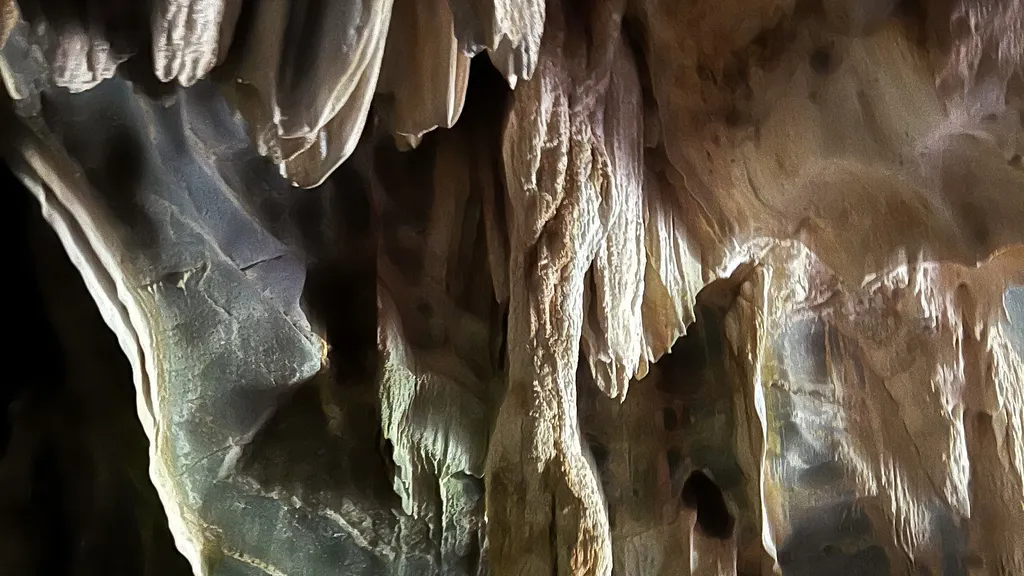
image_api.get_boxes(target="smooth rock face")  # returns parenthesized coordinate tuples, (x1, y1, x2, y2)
(2, 0, 1024, 575)
(376, 0, 470, 149)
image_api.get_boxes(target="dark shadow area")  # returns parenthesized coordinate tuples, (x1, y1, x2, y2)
(18, 0, 152, 53)
(236, 117, 393, 525)
(776, 501, 891, 576)
(1, 161, 63, 456)
(236, 375, 400, 510)
(682, 470, 735, 540)
(303, 253, 378, 385)
(576, 268, 760, 568)
(1, 160, 191, 574)
(654, 272, 752, 503)
(1, 148, 72, 576)
(302, 155, 379, 385)
(86, 128, 155, 243)
(36, 90, 160, 254)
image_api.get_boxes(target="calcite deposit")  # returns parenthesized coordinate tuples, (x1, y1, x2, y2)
(1, 0, 1023, 574)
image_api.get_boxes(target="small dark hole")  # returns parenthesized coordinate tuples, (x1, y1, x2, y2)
(662, 407, 679, 431)
(681, 470, 734, 539)
(751, 31, 769, 52)
(666, 448, 683, 476)
(724, 107, 742, 126)
(697, 63, 714, 82)
(378, 430, 396, 473)
(590, 442, 609, 469)
(809, 48, 832, 74)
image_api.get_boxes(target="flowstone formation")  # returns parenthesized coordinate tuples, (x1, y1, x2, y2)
(2, 0, 1023, 574)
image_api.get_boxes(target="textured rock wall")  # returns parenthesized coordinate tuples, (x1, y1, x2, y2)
(2, 0, 1023, 574)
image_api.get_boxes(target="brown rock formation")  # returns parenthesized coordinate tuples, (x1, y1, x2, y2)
(1, 0, 1023, 574)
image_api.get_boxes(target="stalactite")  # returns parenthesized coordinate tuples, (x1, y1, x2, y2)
(2, 0, 1024, 574)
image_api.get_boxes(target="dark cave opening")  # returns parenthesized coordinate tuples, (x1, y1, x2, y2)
(666, 275, 748, 544)
(576, 268, 752, 555)
(682, 469, 735, 540)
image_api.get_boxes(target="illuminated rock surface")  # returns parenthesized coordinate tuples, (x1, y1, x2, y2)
(2, 0, 1023, 574)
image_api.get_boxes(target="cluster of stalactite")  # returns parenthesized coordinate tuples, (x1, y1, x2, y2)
(2, 0, 1024, 574)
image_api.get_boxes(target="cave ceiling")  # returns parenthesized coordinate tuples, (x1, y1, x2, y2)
(1, 0, 1023, 574)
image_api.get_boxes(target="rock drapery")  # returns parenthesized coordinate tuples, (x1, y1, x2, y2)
(2, 0, 1023, 574)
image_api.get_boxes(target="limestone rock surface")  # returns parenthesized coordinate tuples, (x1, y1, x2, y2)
(2, 0, 1024, 575)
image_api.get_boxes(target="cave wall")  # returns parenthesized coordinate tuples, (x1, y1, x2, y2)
(2, 0, 1023, 574)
